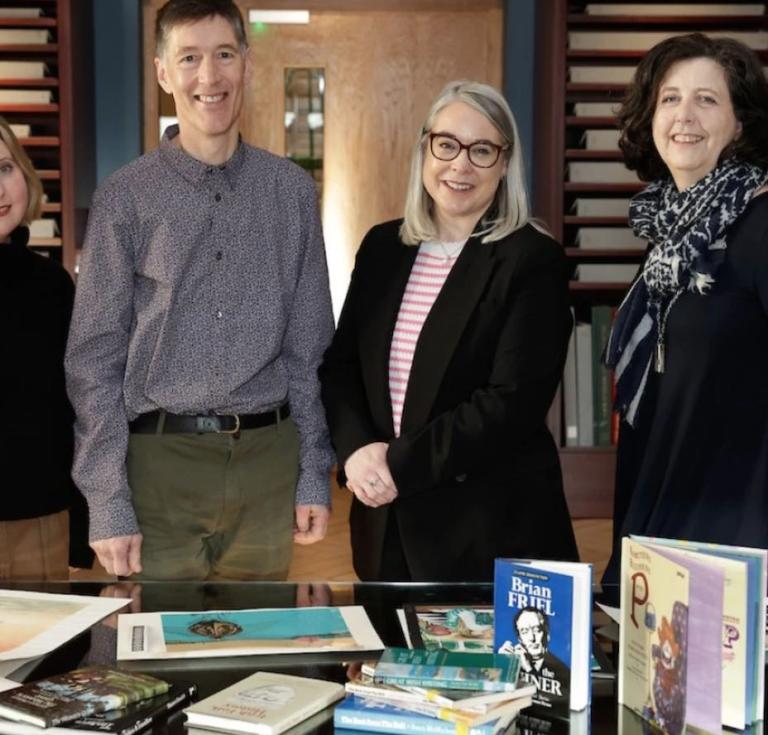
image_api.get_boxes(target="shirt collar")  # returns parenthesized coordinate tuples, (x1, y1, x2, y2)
(159, 124, 245, 189)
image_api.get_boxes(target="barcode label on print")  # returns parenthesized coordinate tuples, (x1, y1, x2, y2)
(131, 625, 147, 652)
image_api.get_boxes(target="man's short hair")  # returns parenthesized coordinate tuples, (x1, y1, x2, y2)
(514, 606, 550, 647)
(156, 0, 248, 56)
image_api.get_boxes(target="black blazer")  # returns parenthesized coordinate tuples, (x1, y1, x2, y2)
(320, 219, 578, 581)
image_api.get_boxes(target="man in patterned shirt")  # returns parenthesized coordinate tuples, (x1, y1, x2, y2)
(65, 0, 334, 580)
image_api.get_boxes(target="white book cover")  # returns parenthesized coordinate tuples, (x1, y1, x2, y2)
(578, 264, 639, 283)
(585, 3, 765, 16)
(29, 218, 59, 238)
(0, 89, 51, 104)
(0, 61, 46, 78)
(0, 590, 129, 661)
(584, 129, 621, 150)
(9, 124, 30, 138)
(570, 31, 768, 51)
(574, 323, 594, 447)
(576, 227, 645, 249)
(573, 102, 619, 117)
(573, 197, 631, 217)
(117, 605, 384, 660)
(570, 66, 636, 83)
(569, 162, 639, 183)
(0, 8, 42, 18)
(0, 29, 50, 44)
(184, 672, 344, 735)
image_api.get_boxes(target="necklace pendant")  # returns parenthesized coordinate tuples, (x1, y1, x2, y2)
(655, 341, 665, 373)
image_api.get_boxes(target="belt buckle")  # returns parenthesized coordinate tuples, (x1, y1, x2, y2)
(216, 413, 241, 434)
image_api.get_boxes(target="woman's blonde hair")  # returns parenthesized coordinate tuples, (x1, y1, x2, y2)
(0, 116, 43, 223)
(400, 80, 533, 245)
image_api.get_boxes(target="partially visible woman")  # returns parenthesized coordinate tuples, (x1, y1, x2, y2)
(603, 34, 768, 582)
(320, 81, 578, 582)
(0, 117, 92, 579)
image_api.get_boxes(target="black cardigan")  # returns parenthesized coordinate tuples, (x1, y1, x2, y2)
(0, 227, 92, 566)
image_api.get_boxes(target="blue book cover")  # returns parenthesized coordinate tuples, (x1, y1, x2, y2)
(333, 695, 497, 735)
(493, 559, 592, 714)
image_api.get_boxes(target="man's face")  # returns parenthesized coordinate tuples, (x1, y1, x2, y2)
(516, 611, 546, 659)
(154, 14, 249, 153)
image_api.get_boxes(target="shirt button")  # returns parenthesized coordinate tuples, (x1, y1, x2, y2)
(215, 251, 223, 261)
(216, 310, 223, 319)
(215, 193, 222, 202)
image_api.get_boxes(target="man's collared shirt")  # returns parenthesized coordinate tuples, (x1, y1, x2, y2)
(66, 126, 335, 540)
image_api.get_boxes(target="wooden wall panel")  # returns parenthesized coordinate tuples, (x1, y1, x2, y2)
(143, 1, 503, 312)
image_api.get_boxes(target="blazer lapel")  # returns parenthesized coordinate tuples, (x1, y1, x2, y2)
(400, 237, 495, 432)
(359, 242, 418, 436)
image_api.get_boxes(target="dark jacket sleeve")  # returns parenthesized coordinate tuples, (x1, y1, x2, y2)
(387, 237, 572, 496)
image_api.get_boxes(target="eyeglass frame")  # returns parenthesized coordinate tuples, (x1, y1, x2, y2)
(424, 130, 511, 169)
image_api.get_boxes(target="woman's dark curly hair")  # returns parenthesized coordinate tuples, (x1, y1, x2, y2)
(618, 33, 768, 181)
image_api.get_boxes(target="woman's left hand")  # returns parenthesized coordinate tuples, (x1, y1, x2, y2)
(344, 441, 398, 507)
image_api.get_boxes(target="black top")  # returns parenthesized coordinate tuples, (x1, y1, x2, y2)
(320, 219, 578, 582)
(605, 193, 768, 581)
(0, 227, 92, 566)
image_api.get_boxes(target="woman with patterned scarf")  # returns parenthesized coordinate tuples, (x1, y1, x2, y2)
(602, 33, 768, 585)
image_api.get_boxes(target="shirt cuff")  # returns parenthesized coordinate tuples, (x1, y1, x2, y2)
(294, 469, 332, 508)
(87, 494, 140, 542)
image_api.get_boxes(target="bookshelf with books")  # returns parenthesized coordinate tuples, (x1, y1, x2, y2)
(0, 0, 94, 275)
(533, 0, 768, 516)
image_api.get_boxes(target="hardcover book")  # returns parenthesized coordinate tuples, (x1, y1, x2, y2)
(627, 536, 767, 730)
(0, 668, 170, 728)
(333, 695, 505, 735)
(0, 681, 196, 735)
(373, 647, 521, 693)
(183, 671, 344, 735)
(618, 537, 725, 734)
(493, 559, 593, 713)
(401, 605, 494, 653)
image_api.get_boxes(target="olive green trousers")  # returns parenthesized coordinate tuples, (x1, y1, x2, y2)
(127, 417, 299, 581)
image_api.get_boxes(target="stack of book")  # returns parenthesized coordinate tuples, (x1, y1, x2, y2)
(0, 667, 194, 735)
(335, 648, 534, 735)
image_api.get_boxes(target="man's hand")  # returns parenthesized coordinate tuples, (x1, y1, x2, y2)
(344, 442, 398, 507)
(91, 534, 143, 577)
(293, 504, 330, 545)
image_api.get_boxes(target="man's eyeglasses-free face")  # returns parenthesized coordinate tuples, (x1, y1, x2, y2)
(426, 131, 510, 168)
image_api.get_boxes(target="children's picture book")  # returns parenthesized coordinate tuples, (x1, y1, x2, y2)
(333, 695, 512, 735)
(619, 537, 727, 735)
(625, 536, 767, 730)
(493, 558, 593, 714)
(116, 606, 383, 660)
(0, 667, 169, 728)
(183, 671, 344, 735)
(0, 590, 130, 661)
(373, 647, 521, 693)
(0, 681, 196, 735)
(401, 605, 494, 652)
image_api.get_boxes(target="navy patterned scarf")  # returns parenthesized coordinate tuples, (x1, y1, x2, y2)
(604, 159, 767, 426)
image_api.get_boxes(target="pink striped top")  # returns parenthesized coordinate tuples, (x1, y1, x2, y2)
(389, 240, 466, 436)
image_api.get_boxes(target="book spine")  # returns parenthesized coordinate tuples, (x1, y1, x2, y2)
(115, 685, 197, 735)
(374, 675, 512, 693)
(334, 700, 492, 735)
(591, 305, 613, 447)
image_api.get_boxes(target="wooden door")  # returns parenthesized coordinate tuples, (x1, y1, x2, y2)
(143, 0, 503, 313)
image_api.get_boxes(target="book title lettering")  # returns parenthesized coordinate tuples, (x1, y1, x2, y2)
(508, 577, 554, 616)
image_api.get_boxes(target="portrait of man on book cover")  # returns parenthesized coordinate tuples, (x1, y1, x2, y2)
(499, 607, 569, 708)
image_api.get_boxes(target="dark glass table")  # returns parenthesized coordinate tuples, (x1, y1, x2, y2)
(0, 581, 763, 734)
